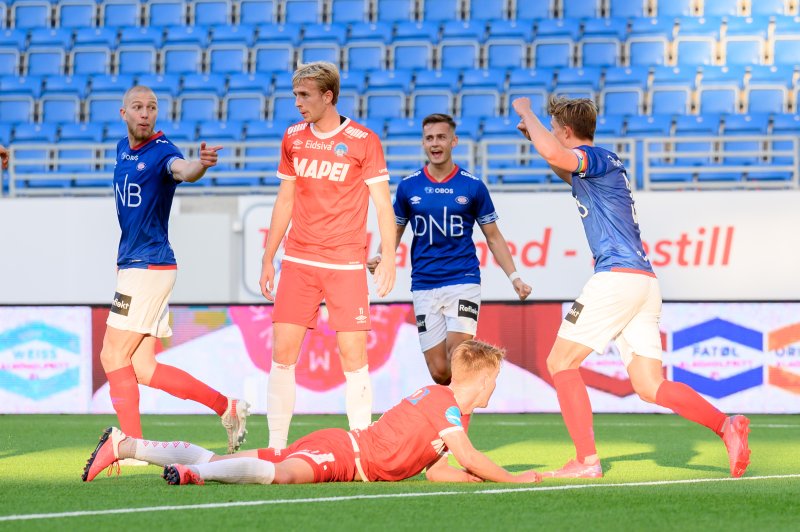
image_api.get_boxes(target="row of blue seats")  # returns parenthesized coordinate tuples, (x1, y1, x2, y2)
(4, 112, 798, 146)
(2, 0, 796, 29)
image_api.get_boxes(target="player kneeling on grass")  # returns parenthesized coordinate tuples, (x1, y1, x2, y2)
(83, 340, 541, 485)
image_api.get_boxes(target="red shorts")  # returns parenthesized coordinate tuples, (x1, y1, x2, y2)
(257, 428, 357, 483)
(273, 260, 371, 331)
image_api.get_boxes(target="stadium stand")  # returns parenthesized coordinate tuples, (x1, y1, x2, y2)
(0, 0, 798, 195)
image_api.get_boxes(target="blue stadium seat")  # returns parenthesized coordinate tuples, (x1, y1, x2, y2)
(253, 43, 294, 72)
(532, 40, 573, 68)
(178, 93, 219, 120)
(627, 18, 671, 66)
(702, 0, 740, 17)
(697, 82, 739, 114)
(161, 45, 203, 74)
(345, 42, 386, 70)
(340, 69, 366, 91)
(485, 39, 528, 69)
(40, 94, 81, 123)
(508, 67, 554, 91)
(299, 43, 341, 65)
(57, 0, 98, 28)
(161, 119, 198, 140)
(514, 0, 552, 19)
(227, 72, 270, 92)
(198, 119, 243, 141)
(562, 0, 600, 18)
(60, 121, 102, 142)
(26, 48, 66, 76)
(650, 66, 696, 114)
(601, 66, 648, 116)
(385, 117, 417, 137)
(391, 40, 434, 69)
(608, 0, 647, 18)
(269, 91, 298, 119)
(458, 89, 500, 117)
(349, 21, 393, 42)
(273, 70, 293, 90)
(86, 93, 125, 122)
(210, 24, 256, 46)
(56, 147, 96, 175)
(414, 68, 459, 91)
(224, 92, 265, 121)
(164, 25, 210, 47)
(29, 28, 73, 49)
(626, 114, 672, 136)
(147, 0, 187, 26)
(766, 113, 798, 171)
(579, 37, 621, 67)
(15, 122, 58, 143)
(469, 0, 505, 20)
(423, 0, 461, 22)
(245, 119, 289, 139)
(44, 74, 88, 98)
(71, 47, 111, 75)
(673, 114, 720, 167)
(745, 65, 792, 113)
(394, 20, 439, 41)
(375, 0, 415, 22)
(367, 68, 412, 90)
(441, 20, 485, 41)
(183, 72, 227, 96)
(723, 17, 767, 66)
(119, 27, 163, 47)
(103, 120, 127, 140)
(191, 0, 230, 25)
(131, 73, 177, 95)
(90, 73, 134, 94)
(102, 0, 141, 28)
(239, 0, 275, 24)
(555, 66, 601, 95)
(330, 0, 368, 23)
(0, 50, 19, 76)
(772, 35, 800, 65)
(487, 19, 534, 41)
(674, 17, 721, 66)
(506, 87, 547, 117)
(1, 75, 45, 98)
(364, 90, 406, 118)
(536, 17, 581, 40)
(116, 45, 157, 74)
(595, 114, 625, 137)
(750, 0, 788, 16)
(74, 28, 118, 48)
(0, 94, 34, 123)
(438, 39, 479, 69)
(337, 90, 360, 117)
(208, 44, 249, 73)
(13, 1, 52, 29)
(656, 0, 694, 17)
(0, 29, 29, 49)
(461, 68, 505, 90)
(283, 0, 322, 23)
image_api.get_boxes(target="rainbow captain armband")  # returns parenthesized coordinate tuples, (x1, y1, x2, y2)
(572, 149, 588, 175)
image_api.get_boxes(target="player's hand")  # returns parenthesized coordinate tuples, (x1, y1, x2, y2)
(511, 97, 532, 117)
(260, 258, 276, 301)
(513, 278, 532, 300)
(516, 120, 532, 141)
(513, 470, 542, 483)
(372, 255, 395, 298)
(198, 142, 223, 168)
(366, 255, 381, 274)
(0, 144, 8, 169)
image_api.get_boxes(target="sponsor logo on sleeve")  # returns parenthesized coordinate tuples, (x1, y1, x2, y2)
(416, 315, 427, 332)
(287, 123, 309, 135)
(110, 292, 132, 316)
(457, 300, 479, 321)
(405, 387, 430, 405)
(344, 125, 368, 139)
(445, 406, 463, 427)
(565, 301, 584, 324)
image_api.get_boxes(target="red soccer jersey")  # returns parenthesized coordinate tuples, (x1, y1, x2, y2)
(276, 118, 389, 266)
(354, 385, 470, 482)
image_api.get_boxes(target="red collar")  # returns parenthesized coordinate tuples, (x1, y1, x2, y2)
(130, 131, 164, 151)
(423, 164, 459, 184)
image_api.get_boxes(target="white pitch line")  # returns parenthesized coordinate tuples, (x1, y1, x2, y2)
(1, 474, 799, 523)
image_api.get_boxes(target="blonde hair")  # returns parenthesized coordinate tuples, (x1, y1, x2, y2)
(451, 340, 505, 380)
(292, 61, 340, 105)
(122, 85, 157, 107)
(547, 96, 597, 141)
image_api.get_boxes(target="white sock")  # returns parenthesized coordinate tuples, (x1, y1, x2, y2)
(132, 438, 214, 466)
(345, 364, 373, 430)
(267, 361, 296, 450)
(192, 458, 275, 484)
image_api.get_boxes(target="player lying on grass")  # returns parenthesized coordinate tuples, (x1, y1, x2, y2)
(83, 340, 542, 485)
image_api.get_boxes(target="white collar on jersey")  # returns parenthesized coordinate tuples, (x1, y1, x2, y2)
(310, 116, 351, 140)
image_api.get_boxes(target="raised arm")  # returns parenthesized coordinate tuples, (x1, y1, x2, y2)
(511, 98, 578, 185)
(479, 222, 531, 300)
(440, 430, 540, 483)
(259, 179, 296, 301)
(170, 142, 223, 183)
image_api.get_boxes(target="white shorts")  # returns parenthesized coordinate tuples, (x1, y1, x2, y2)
(412, 283, 481, 352)
(557, 271, 663, 367)
(105, 268, 176, 338)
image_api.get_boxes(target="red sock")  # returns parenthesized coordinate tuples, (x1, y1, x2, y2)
(655, 381, 728, 436)
(552, 369, 596, 461)
(106, 365, 142, 438)
(148, 364, 228, 416)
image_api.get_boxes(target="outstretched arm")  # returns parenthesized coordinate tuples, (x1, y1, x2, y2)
(511, 98, 578, 185)
(170, 142, 223, 183)
(479, 222, 531, 300)
(425, 454, 483, 483)
(441, 430, 540, 483)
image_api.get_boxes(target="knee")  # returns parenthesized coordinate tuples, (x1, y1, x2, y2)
(631, 379, 661, 404)
(547, 352, 579, 376)
(99, 338, 126, 369)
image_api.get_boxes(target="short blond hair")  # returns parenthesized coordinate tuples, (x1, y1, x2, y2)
(451, 340, 505, 380)
(547, 96, 597, 141)
(292, 61, 340, 105)
(122, 85, 157, 107)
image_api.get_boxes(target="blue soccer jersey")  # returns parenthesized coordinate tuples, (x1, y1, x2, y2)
(113, 131, 184, 269)
(394, 165, 498, 290)
(571, 145, 654, 275)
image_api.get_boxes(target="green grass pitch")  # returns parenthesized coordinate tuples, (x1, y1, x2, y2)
(1, 413, 798, 531)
